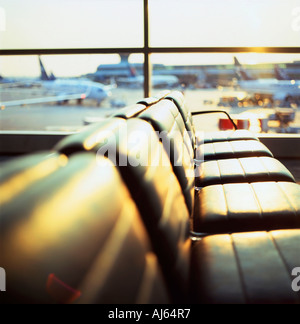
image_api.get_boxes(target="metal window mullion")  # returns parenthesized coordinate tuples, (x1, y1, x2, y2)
(143, 0, 151, 98)
(1, 47, 300, 56)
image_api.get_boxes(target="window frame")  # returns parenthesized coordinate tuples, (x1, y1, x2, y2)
(1, 0, 300, 97)
(1, 48, 300, 99)
(0, 0, 300, 159)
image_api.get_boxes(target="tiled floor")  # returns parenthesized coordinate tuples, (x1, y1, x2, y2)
(279, 159, 300, 184)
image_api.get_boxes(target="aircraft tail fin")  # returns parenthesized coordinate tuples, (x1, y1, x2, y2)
(39, 56, 56, 81)
(274, 65, 290, 81)
(49, 72, 56, 81)
(234, 56, 242, 67)
(128, 64, 138, 77)
(234, 56, 256, 81)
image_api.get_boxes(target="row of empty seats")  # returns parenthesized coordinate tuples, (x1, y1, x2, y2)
(0, 91, 299, 304)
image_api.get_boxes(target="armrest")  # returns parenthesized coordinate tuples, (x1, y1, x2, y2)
(191, 110, 238, 130)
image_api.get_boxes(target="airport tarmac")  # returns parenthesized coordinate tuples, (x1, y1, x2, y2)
(0, 88, 300, 133)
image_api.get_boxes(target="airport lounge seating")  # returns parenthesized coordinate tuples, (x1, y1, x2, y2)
(1, 90, 300, 304)
(55, 118, 191, 303)
(196, 156, 296, 187)
(1, 153, 170, 304)
(166, 91, 259, 145)
(194, 181, 300, 234)
(135, 96, 294, 187)
(191, 229, 300, 304)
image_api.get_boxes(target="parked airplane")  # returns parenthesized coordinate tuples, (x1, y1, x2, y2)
(38, 57, 113, 105)
(0, 58, 113, 108)
(234, 57, 300, 102)
(274, 65, 291, 81)
(0, 75, 21, 86)
(274, 64, 300, 86)
(88, 54, 179, 88)
(117, 65, 179, 88)
(117, 63, 179, 89)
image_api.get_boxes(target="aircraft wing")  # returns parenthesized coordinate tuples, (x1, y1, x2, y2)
(0, 93, 88, 109)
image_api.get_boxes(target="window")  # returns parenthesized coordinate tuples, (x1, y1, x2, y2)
(0, 0, 144, 49)
(149, 0, 300, 47)
(0, 0, 300, 136)
(151, 53, 300, 133)
(0, 54, 144, 131)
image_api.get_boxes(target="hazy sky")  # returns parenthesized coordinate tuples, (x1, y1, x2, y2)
(0, 0, 300, 77)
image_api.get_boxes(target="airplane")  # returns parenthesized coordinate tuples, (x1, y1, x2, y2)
(0, 75, 20, 86)
(274, 64, 300, 86)
(0, 58, 113, 108)
(234, 57, 300, 103)
(37, 57, 113, 105)
(0, 74, 40, 89)
(88, 54, 179, 88)
(274, 64, 292, 81)
(117, 63, 179, 89)
(88, 54, 139, 83)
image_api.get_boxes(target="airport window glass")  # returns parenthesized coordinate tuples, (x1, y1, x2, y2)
(0, 0, 144, 49)
(0, 54, 144, 131)
(149, 0, 300, 47)
(0, 0, 299, 138)
(151, 53, 300, 134)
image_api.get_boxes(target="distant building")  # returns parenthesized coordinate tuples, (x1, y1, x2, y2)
(87, 54, 300, 87)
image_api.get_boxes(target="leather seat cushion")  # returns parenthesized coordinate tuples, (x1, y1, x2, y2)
(194, 182, 300, 234)
(195, 156, 296, 187)
(138, 101, 195, 215)
(113, 104, 147, 119)
(201, 129, 258, 144)
(166, 91, 196, 148)
(1, 154, 170, 304)
(191, 229, 300, 304)
(196, 140, 273, 161)
(0, 152, 67, 206)
(54, 117, 191, 302)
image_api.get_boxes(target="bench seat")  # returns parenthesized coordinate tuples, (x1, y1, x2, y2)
(194, 181, 300, 234)
(1, 154, 169, 304)
(202, 129, 258, 144)
(1, 90, 300, 304)
(196, 140, 273, 161)
(196, 156, 295, 187)
(166, 91, 259, 147)
(55, 117, 191, 302)
(191, 229, 300, 304)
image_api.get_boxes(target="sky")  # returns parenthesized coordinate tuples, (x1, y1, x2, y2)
(0, 0, 300, 77)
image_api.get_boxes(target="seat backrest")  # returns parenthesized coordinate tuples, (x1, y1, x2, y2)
(137, 90, 171, 106)
(0, 154, 170, 304)
(0, 152, 68, 206)
(166, 91, 196, 149)
(138, 99, 195, 216)
(113, 91, 171, 120)
(55, 118, 191, 302)
(113, 104, 147, 119)
(54, 118, 126, 155)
